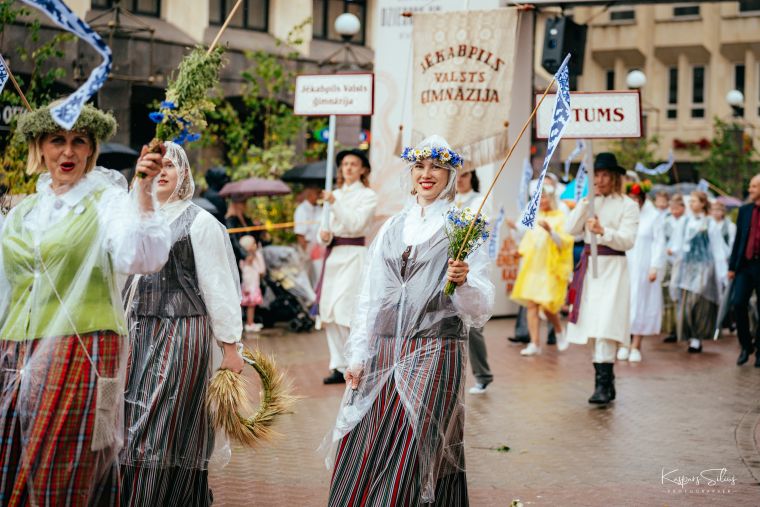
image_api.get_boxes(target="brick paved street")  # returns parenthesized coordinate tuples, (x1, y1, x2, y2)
(210, 319, 760, 506)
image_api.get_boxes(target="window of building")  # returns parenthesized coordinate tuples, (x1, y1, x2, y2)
(92, 0, 161, 17)
(605, 69, 615, 90)
(667, 67, 678, 119)
(733, 64, 746, 117)
(739, 0, 760, 13)
(313, 0, 367, 44)
(673, 4, 700, 17)
(210, 0, 268, 31)
(609, 6, 635, 22)
(691, 65, 705, 119)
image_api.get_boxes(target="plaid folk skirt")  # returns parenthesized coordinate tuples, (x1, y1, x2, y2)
(0, 332, 122, 507)
(328, 336, 468, 507)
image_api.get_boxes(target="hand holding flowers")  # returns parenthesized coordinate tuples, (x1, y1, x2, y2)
(443, 207, 491, 296)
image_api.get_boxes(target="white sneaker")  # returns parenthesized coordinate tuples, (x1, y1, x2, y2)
(244, 323, 262, 332)
(617, 347, 630, 361)
(468, 383, 490, 395)
(520, 343, 541, 356)
(629, 348, 642, 362)
(557, 330, 569, 352)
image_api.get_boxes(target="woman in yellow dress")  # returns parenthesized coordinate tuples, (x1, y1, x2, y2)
(511, 184, 574, 356)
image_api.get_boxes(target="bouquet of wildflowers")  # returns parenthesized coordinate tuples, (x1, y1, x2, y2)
(443, 207, 490, 296)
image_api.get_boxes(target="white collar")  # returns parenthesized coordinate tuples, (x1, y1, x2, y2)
(37, 171, 98, 208)
(341, 181, 365, 192)
(409, 198, 450, 219)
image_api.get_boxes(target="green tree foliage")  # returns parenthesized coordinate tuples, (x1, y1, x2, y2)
(698, 117, 758, 197)
(0, 0, 74, 198)
(202, 19, 327, 244)
(608, 135, 666, 182)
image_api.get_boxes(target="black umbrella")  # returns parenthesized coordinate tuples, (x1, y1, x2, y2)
(97, 143, 140, 170)
(281, 160, 334, 185)
(192, 197, 219, 215)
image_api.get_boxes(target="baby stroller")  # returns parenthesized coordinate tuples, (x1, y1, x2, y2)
(258, 245, 316, 332)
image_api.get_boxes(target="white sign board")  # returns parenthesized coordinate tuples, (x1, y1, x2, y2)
(294, 73, 374, 116)
(536, 90, 642, 139)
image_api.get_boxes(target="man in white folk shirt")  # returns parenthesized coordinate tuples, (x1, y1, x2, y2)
(565, 153, 639, 405)
(294, 186, 323, 286)
(454, 168, 494, 394)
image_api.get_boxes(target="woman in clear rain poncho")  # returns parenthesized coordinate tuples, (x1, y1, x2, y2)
(120, 142, 243, 506)
(325, 135, 494, 506)
(0, 103, 170, 506)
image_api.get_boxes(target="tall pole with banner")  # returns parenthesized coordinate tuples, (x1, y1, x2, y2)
(294, 72, 375, 229)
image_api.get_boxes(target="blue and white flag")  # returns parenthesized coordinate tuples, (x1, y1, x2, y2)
(520, 54, 572, 229)
(697, 179, 710, 193)
(635, 150, 674, 176)
(488, 206, 505, 261)
(517, 157, 533, 211)
(574, 159, 587, 202)
(21, 0, 112, 129)
(0, 55, 9, 94)
(563, 139, 586, 181)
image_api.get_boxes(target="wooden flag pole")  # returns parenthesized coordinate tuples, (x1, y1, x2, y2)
(1, 54, 32, 111)
(207, 0, 244, 55)
(454, 77, 557, 261)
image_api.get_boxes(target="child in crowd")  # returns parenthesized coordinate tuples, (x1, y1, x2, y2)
(240, 235, 266, 332)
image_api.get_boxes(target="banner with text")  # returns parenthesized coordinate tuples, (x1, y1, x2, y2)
(535, 90, 641, 139)
(412, 9, 518, 167)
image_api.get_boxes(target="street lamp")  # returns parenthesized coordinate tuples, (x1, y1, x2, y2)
(726, 89, 744, 117)
(319, 11, 370, 70)
(334, 12, 361, 42)
(626, 70, 647, 89)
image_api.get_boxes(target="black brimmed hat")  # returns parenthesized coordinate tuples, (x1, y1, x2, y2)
(336, 149, 371, 171)
(594, 152, 626, 175)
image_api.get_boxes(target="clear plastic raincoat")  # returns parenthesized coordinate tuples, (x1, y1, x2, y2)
(120, 143, 241, 506)
(325, 136, 494, 505)
(0, 166, 171, 506)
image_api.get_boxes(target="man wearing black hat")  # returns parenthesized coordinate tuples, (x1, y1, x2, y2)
(314, 149, 377, 384)
(565, 153, 640, 404)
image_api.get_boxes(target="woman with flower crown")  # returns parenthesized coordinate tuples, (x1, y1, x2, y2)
(323, 135, 494, 506)
(617, 180, 666, 363)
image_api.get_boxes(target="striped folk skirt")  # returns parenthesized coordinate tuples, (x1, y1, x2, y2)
(121, 315, 214, 507)
(677, 289, 718, 341)
(328, 336, 468, 507)
(0, 332, 122, 507)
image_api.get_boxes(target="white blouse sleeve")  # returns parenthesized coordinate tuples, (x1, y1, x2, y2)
(331, 189, 378, 236)
(599, 198, 639, 251)
(101, 182, 171, 275)
(450, 245, 495, 328)
(191, 210, 243, 344)
(650, 214, 667, 270)
(565, 198, 589, 236)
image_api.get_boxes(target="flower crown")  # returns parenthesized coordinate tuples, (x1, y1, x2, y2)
(400, 145, 463, 169)
(625, 179, 653, 196)
(16, 103, 117, 142)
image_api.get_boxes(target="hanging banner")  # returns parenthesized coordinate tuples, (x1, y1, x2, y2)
(411, 8, 518, 168)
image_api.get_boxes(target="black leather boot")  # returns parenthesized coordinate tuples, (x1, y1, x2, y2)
(588, 363, 610, 404)
(607, 363, 616, 401)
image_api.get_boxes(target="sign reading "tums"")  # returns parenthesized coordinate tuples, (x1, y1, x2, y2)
(535, 90, 642, 139)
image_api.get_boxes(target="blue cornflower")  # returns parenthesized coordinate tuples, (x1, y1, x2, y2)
(160, 100, 177, 110)
(185, 132, 201, 143)
(148, 112, 164, 123)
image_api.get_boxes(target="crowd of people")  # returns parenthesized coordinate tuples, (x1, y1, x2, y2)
(1, 99, 757, 506)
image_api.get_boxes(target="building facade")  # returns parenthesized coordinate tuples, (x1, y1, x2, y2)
(557, 1, 760, 169)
